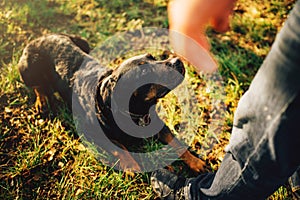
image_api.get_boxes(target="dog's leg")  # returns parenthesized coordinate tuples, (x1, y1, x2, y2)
(179, 148, 206, 173)
(158, 126, 206, 173)
(33, 86, 49, 114)
(110, 140, 141, 175)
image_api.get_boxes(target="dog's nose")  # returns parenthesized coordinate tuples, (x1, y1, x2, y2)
(171, 57, 182, 66)
(167, 57, 185, 75)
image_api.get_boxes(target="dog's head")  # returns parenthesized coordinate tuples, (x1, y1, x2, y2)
(97, 54, 185, 125)
(113, 53, 185, 100)
(99, 53, 185, 126)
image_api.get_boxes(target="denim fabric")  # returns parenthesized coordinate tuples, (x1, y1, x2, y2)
(191, 1, 300, 199)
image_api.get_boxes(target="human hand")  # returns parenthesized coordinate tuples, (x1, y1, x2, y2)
(168, 0, 236, 73)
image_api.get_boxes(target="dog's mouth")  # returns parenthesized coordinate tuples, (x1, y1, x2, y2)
(157, 89, 169, 99)
(134, 56, 185, 104)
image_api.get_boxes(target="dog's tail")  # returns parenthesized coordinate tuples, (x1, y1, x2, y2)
(61, 33, 91, 54)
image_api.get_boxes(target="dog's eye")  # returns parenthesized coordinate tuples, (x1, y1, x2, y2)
(146, 54, 156, 60)
(138, 61, 147, 65)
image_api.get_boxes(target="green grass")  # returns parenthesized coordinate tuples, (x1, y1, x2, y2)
(0, 0, 296, 199)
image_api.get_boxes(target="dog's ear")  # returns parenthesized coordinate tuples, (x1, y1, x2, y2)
(106, 75, 118, 94)
(60, 34, 90, 54)
(99, 74, 118, 103)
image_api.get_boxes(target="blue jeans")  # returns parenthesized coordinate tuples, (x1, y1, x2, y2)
(190, 1, 300, 199)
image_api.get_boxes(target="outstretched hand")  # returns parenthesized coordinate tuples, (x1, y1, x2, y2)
(168, 0, 236, 73)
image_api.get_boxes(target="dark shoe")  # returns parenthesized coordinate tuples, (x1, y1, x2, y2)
(151, 169, 193, 200)
(289, 169, 300, 200)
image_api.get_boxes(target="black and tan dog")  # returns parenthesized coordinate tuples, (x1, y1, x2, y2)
(18, 34, 205, 172)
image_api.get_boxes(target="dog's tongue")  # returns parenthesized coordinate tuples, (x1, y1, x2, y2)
(169, 30, 218, 74)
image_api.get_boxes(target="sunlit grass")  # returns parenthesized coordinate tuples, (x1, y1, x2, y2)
(0, 0, 296, 199)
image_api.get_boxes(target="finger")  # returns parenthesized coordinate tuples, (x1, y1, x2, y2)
(211, 0, 236, 32)
(211, 15, 231, 32)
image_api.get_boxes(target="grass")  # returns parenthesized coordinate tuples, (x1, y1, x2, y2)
(0, 0, 296, 199)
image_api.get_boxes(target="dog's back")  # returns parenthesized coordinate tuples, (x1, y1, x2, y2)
(18, 34, 89, 87)
(18, 34, 91, 108)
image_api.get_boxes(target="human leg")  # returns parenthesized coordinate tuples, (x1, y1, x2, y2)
(152, 1, 300, 199)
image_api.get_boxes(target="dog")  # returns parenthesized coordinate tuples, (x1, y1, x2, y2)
(18, 34, 205, 173)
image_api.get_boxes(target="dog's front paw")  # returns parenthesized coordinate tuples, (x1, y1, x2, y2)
(33, 88, 49, 114)
(181, 151, 206, 173)
(187, 156, 206, 173)
(34, 96, 48, 114)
